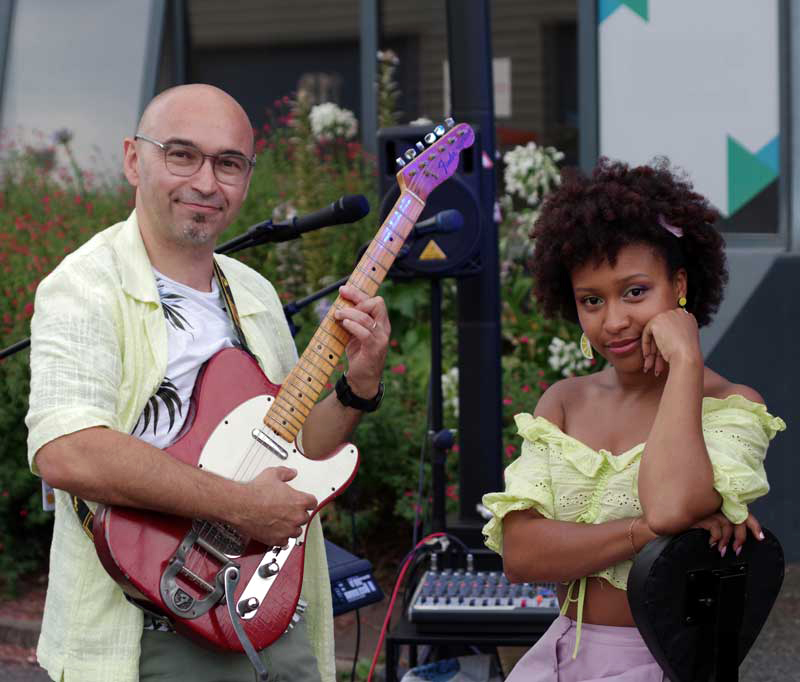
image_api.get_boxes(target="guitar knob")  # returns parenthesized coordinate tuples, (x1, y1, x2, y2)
(237, 597, 259, 616)
(258, 560, 280, 579)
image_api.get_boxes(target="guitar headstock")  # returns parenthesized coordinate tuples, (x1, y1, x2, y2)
(394, 119, 475, 200)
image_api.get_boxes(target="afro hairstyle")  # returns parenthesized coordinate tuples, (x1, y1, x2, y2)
(529, 157, 728, 327)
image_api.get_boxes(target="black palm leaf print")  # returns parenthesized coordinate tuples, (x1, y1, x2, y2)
(156, 279, 193, 333)
(160, 291, 192, 331)
(134, 378, 183, 436)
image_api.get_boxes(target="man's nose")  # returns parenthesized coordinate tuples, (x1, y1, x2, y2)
(190, 156, 219, 195)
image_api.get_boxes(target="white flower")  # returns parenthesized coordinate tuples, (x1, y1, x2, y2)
(502, 142, 564, 205)
(441, 367, 460, 419)
(547, 337, 592, 378)
(309, 102, 358, 142)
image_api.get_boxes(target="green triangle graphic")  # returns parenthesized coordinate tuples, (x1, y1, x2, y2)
(728, 136, 777, 215)
(622, 0, 649, 21)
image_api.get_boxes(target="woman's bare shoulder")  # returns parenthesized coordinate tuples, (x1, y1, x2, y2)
(534, 372, 608, 426)
(703, 367, 765, 405)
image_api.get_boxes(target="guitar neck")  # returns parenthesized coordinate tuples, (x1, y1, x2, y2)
(264, 190, 425, 442)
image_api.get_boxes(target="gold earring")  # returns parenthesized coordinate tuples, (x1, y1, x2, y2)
(678, 296, 687, 311)
(580, 333, 593, 360)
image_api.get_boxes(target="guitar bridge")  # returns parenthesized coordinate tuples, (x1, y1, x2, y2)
(160, 525, 237, 619)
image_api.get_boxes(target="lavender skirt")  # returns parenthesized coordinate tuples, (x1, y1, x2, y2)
(506, 616, 668, 682)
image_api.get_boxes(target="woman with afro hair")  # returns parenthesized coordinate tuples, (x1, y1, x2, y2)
(482, 158, 785, 680)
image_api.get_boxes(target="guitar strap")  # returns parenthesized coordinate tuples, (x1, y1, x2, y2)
(72, 259, 251, 539)
(212, 258, 252, 353)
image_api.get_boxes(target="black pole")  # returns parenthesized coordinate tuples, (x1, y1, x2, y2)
(430, 277, 446, 533)
(446, 0, 502, 544)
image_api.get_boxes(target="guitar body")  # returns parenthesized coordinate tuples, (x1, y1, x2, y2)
(93, 347, 359, 651)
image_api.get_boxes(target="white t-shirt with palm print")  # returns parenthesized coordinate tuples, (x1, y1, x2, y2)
(132, 269, 239, 449)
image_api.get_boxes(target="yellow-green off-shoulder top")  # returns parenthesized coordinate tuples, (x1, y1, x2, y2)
(482, 395, 785, 656)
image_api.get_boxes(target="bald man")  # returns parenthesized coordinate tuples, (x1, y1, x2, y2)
(26, 85, 389, 682)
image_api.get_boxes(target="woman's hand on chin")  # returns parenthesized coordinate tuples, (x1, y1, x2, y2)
(641, 308, 702, 375)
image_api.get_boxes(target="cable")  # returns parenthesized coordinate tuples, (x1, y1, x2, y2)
(365, 532, 470, 682)
(351, 609, 361, 682)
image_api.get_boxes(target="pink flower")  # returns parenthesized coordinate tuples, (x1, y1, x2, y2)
(24, 302, 33, 317)
(519, 336, 530, 344)
(391, 363, 406, 374)
(538, 381, 550, 391)
(502, 397, 513, 406)
(505, 444, 517, 459)
(538, 370, 545, 377)
(451, 444, 460, 453)
(445, 484, 458, 500)
(521, 384, 531, 393)
(389, 339, 398, 348)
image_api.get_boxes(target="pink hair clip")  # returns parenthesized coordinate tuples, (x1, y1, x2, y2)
(658, 214, 683, 238)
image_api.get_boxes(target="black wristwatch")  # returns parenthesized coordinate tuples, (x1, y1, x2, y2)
(335, 374, 384, 412)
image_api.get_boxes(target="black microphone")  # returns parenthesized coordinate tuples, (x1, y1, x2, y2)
(250, 194, 370, 243)
(412, 209, 464, 238)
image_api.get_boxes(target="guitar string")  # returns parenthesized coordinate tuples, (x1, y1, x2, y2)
(177, 131, 456, 592)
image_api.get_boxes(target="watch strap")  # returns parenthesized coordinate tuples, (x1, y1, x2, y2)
(335, 374, 384, 412)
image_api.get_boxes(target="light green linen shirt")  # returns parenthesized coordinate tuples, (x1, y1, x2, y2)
(26, 210, 335, 682)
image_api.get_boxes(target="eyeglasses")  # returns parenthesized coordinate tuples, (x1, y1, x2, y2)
(134, 134, 255, 185)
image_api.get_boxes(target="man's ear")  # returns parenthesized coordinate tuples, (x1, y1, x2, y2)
(122, 137, 140, 187)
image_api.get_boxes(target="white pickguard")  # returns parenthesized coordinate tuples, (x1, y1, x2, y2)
(198, 394, 358, 618)
(199, 394, 358, 504)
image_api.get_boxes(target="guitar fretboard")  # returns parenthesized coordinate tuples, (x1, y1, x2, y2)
(264, 191, 425, 441)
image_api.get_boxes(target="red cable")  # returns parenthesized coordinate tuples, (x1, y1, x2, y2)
(366, 532, 446, 682)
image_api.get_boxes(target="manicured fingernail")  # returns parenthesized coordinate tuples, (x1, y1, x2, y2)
(735, 546, 742, 556)
(758, 531, 765, 540)
(709, 540, 717, 548)
(720, 546, 727, 558)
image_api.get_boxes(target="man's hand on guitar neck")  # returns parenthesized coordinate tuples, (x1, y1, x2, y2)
(235, 466, 318, 547)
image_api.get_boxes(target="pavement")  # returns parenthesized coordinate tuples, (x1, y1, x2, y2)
(1, 564, 798, 681)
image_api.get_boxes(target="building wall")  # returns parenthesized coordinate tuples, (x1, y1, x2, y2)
(187, 0, 577, 148)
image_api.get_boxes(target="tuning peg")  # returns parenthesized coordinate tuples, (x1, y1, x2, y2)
(395, 157, 406, 168)
(434, 124, 446, 137)
(445, 117, 455, 128)
(404, 148, 417, 161)
(415, 141, 425, 152)
(424, 132, 437, 145)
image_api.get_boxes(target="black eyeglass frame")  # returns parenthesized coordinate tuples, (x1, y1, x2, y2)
(133, 133, 256, 184)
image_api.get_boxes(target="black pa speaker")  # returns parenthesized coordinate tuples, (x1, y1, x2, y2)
(377, 124, 483, 279)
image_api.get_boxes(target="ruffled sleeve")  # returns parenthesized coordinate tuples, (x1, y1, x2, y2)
(482, 413, 557, 554)
(702, 395, 786, 524)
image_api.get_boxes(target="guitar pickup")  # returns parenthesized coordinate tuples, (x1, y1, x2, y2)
(251, 428, 289, 460)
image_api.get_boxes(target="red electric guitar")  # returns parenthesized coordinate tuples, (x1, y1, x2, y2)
(91, 120, 475, 662)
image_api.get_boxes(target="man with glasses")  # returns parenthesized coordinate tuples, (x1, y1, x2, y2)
(26, 84, 389, 682)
